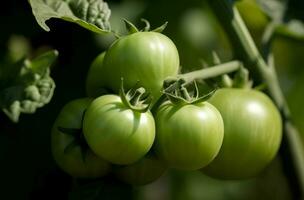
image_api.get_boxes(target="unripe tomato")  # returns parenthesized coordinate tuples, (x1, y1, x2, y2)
(114, 153, 167, 185)
(155, 101, 224, 170)
(102, 32, 180, 104)
(51, 98, 110, 178)
(83, 95, 155, 165)
(86, 52, 106, 97)
(202, 88, 282, 179)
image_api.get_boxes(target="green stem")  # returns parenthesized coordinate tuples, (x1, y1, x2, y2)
(207, 0, 304, 197)
(129, 87, 146, 106)
(151, 60, 241, 113)
(178, 60, 242, 84)
(180, 86, 191, 102)
(261, 22, 276, 59)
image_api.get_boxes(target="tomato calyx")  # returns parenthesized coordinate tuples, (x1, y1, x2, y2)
(123, 19, 168, 34)
(232, 66, 253, 89)
(57, 111, 89, 162)
(119, 78, 152, 113)
(163, 78, 216, 105)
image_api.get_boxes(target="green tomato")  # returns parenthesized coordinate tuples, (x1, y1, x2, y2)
(102, 32, 180, 104)
(86, 52, 107, 97)
(114, 153, 167, 185)
(155, 101, 224, 170)
(203, 88, 282, 179)
(83, 95, 155, 165)
(51, 98, 111, 178)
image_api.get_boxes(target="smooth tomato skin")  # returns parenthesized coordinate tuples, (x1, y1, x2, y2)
(102, 32, 179, 104)
(51, 98, 111, 178)
(83, 95, 155, 165)
(203, 88, 282, 179)
(155, 101, 224, 170)
(114, 153, 167, 185)
(86, 52, 106, 97)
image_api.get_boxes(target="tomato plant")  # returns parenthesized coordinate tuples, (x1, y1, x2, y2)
(202, 88, 282, 179)
(114, 153, 167, 185)
(5, 0, 304, 198)
(101, 31, 180, 104)
(83, 92, 155, 165)
(51, 98, 111, 178)
(155, 99, 224, 170)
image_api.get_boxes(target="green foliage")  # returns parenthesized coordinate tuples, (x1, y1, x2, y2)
(0, 50, 58, 122)
(28, 0, 111, 34)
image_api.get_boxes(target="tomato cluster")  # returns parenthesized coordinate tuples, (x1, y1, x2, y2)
(51, 31, 282, 185)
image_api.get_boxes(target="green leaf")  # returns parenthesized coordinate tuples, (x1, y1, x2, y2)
(28, 0, 111, 34)
(29, 50, 59, 75)
(123, 19, 139, 34)
(151, 22, 168, 33)
(0, 50, 58, 123)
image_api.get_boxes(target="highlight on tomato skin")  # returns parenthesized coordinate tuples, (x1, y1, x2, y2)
(154, 101, 224, 171)
(83, 94, 156, 165)
(51, 98, 111, 178)
(202, 88, 282, 179)
(101, 31, 180, 105)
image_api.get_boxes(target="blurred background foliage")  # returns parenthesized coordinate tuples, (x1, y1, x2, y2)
(0, 0, 304, 199)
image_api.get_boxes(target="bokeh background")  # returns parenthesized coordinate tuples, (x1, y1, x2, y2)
(1, 0, 304, 199)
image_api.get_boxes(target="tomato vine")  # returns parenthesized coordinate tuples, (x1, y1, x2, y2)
(24, 0, 304, 198)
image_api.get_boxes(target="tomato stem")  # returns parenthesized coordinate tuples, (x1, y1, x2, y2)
(180, 86, 191, 102)
(232, 66, 252, 89)
(129, 87, 146, 106)
(178, 60, 242, 84)
(207, 0, 304, 197)
(151, 61, 241, 113)
(119, 79, 151, 113)
(211, 52, 233, 88)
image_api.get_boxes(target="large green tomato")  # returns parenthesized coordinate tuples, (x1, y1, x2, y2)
(114, 153, 167, 185)
(102, 32, 179, 104)
(51, 98, 111, 178)
(86, 52, 106, 97)
(155, 101, 224, 170)
(203, 88, 282, 179)
(83, 95, 155, 165)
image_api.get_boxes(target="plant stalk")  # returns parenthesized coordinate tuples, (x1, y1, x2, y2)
(178, 60, 242, 84)
(151, 60, 241, 113)
(207, 0, 304, 198)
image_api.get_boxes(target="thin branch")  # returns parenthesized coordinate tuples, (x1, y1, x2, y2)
(151, 60, 241, 113)
(179, 60, 242, 84)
